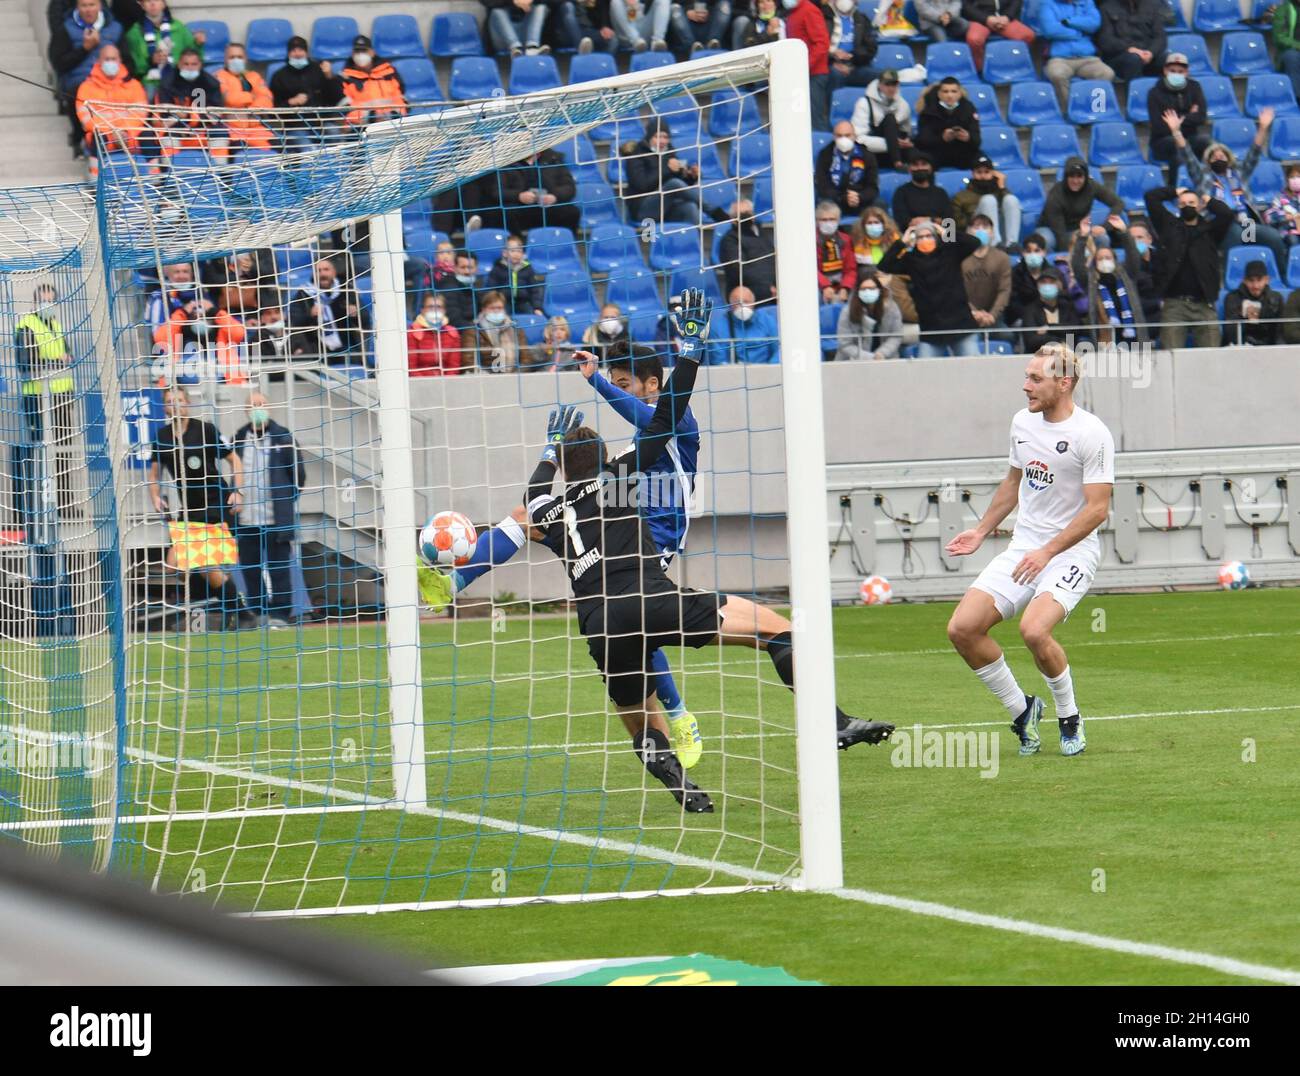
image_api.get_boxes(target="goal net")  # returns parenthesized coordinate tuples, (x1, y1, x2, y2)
(2, 40, 848, 914)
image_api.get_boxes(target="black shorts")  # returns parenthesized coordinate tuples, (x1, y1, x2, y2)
(581, 589, 722, 706)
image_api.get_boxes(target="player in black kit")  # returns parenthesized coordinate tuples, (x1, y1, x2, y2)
(523, 290, 893, 813)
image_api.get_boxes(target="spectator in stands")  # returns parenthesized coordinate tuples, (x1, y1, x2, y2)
(852, 69, 914, 173)
(962, 214, 1012, 334)
(1069, 219, 1147, 344)
(1096, 0, 1166, 82)
(783, 0, 832, 132)
(122, 0, 200, 99)
(544, 0, 599, 53)
(340, 36, 406, 128)
(915, 0, 967, 43)
(269, 35, 344, 115)
(215, 42, 273, 151)
(1274, 0, 1300, 102)
(609, 0, 673, 51)
(1039, 0, 1113, 113)
(1034, 157, 1125, 251)
(289, 258, 371, 363)
(465, 290, 542, 370)
(953, 155, 1022, 249)
(145, 262, 203, 328)
(1006, 233, 1050, 325)
(152, 290, 248, 384)
(581, 302, 631, 359)
(915, 78, 983, 172)
(51, 0, 124, 147)
(538, 316, 582, 368)
(1223, 260, 1284, 346)
(1170, 108, 1288, 267)
(248, 300, 294, 367)
(624, 121, 703, 226)
(485, 235, 546, 318)
(1147, 53, 1209, 182)
(1122, 218, 1162, 324)
(816, 202, 857, 303)
(891, 153, 953, 226)
(501, 148, 580, 234)
(824, 0, 880, 91)
(669, 0, 733, 53)
(706, 286, 779, 363)
(1264, 163, 1300, 248)
(439, 251, 482, 329)
(737, 0, 782, 49)
(879, 219, 982, 355)
(155, 48, 227, 156)
(850, 205, 901, 266)
(1019, 265, 1083, 350)
(962, 0, 1035, 70)
(1143, 184, 1234, 349)
(1283, 288, 1300, 344)
(835, 268, 902, 360)
(720, 199, 778, 301)
(213, 250, 268, 321)
(484, 0, 553, 57)
(232, 392, 304, 627)
(75, 42, 150, 160)
(816, 122, 880, 216)
(407, 294, 464, 375)
(571, 0, 617, 53)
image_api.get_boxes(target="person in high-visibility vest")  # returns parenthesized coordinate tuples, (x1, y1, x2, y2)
(13, 284, 78, 525)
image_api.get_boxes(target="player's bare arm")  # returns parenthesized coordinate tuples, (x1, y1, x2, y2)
(946, 467, 1021, 556)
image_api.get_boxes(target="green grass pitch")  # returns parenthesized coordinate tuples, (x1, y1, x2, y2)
(110, 587, 1298, 984)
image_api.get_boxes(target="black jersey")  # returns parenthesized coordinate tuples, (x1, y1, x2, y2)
(153, 418, 234, 522)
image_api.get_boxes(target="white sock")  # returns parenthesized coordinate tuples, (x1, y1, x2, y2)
(974, 656, 1028, 719)
(1044, 666, 1077, 719)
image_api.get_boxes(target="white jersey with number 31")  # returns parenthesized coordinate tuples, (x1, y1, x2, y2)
(1008, 405, 1115, 555)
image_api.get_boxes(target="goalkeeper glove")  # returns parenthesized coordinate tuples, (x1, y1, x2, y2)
(541, 403, 583, 464)
(670, 287, 713, 361)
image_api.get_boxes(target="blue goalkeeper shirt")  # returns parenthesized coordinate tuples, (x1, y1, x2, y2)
(592, 371, 698, 557)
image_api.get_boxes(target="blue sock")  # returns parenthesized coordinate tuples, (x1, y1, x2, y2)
(651, 648, 685, 717)
(452, 514, 526, 592)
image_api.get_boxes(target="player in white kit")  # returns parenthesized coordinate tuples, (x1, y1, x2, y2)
(944, 343, 1115, 756)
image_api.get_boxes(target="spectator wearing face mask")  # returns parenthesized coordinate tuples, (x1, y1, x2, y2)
(852, 69, 914, 173)
(340, 36, 406, 128)
(52, 0, 124, 149)
(1005, 233, 1053, 326)
(1143, 184, 1234, 350)
(738, 0, 782, 48)
(816, 122, 880, 216)
(121, 0, 196, 99)
(914, 77, 982, 172)
(624, 121, 704, 227)
(953, 154, 1022, 249)
(215, 42, 274, 151)
(1019, 266, 1084, 352)
(783, 0, 832, 132)
(1223, 260, 1284, 347)
(915, 0, 967, 43)
(891, 153, 953, 230)
(1264, 163, 1300, 248)
(75, 43, 150, 162)
(720, 199, 778, 301)
(407, 295, 464, 375)
(815, 202, 857, 303)
(879, 218, 982, 356)
(152, 290, 248, 384)
(1147, 53, 1209, 182)
(707, 286, 779, 363)
(486, 235, 546, 318)
(1070, 218, 1147, 344)
(269, 36, 344, 111)
(850, 206, 899, 265)
(466, 291, 542, 371)
(1122, 219, 1161, 324)
(835, 269, 902, 360)
(962, 0, 1035, 70)
(248, 301, 295, 368)
(962, 214, 1012, 335)
(156, 48, 227, 157)
(439, 251, 482, 329)
(824, 0, 881, 92)
(582, 303, 633, 359)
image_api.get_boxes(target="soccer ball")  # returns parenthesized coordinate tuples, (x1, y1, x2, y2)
(419, 511, 477, 568)
(859, 575, 893, 605)
(1217, 560, 1250, 590)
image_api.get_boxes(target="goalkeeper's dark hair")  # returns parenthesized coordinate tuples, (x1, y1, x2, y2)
(559, 426, 606, 481)
(605, 343, 663, 391)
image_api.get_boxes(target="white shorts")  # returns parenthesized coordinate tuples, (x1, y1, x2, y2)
(969, 546, 1098, 621)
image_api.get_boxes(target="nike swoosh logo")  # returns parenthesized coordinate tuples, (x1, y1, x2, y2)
(1016, 440, 1029, 444)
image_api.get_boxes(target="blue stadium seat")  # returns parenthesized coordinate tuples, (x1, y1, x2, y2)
(586, 223, 643, 273)
(981, 39, 1036, 85)
(670, 265, 725, 307)
(466, 227, 510, 265)
(605, 267, 664, 320)
(1224, 245, 1280, 290)
(1200, 75, 1242, 118)
(1270, 115, 1300, 158)
(264, 61, 284, 83)
(189, 20, 229, 59)
(935, 169, 968, 198)
(729, 132, 772, 177)
(577, 181, 622, 229)
(544, 268, 600, 324)
(1007, 82, 1062, 126)
(246, 18, 293, 64)
(1126, 77, 1157, 123)
(831, 86, 860, 127)
(1067, 79, 1122, 125)
(707, 88, 764, 138)
(430, 13, 486, 57)
(569, 51, 617, 83)
(1251, 159, 1284, 200)
(1220, 31, 1273, 76)
(877, 171, 909, 206)
(403, 223, 447, 266)
(514, 312, 548, 346)
(509, 54, 561, 94)
(311, 17, 359, 63)
(981, 338, 1014, 355)
(1249, 0, 1276, 20)
(372, 15, 426, 60)
(1088, 121, 1144, 166)
(1115, 164, 1163, 211)
(1003, 167, 1046, 215)
(875, 43, 915, 71)
(982, 126, 1026, 168)
(925, 42, 978, 82)
(274, 247, 318, 289)
(1166, 34, 1215, 77)
(1244, 74, 1300, 116)
(1088, 197, 1126, 226)
(751, 173, 774, 221)
(450, 57, 503, 100)
(649, 224, 704, 270)
(394, 59, 444, 105)
(1193, 0, 1248, 31)
(965, 82, 1002, 123)
(630, 52, 676, 73)
(552, 134, 603, 183)
(1168, 0, 1190, 29)
(900, 84, 925, 112)
(1028, 123, 1082, 168)
(526, 227, 582, 274)
(1287, 245, 1300, 288)
(1213, 117, 1257, 157)
(651, 95, 702, 143)
(810, 130, 833, 169)
(819, 302, 842, 358)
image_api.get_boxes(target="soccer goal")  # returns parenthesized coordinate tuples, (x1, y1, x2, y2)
(0, 39, 853, 914)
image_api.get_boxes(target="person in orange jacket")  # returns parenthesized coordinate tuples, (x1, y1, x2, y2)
(214, 41, 274, 150)
(340, 34, 407, 128)
(406, 294, 463, 376)
(153, 297, 248, 385)
(75, 43, 152, 158)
